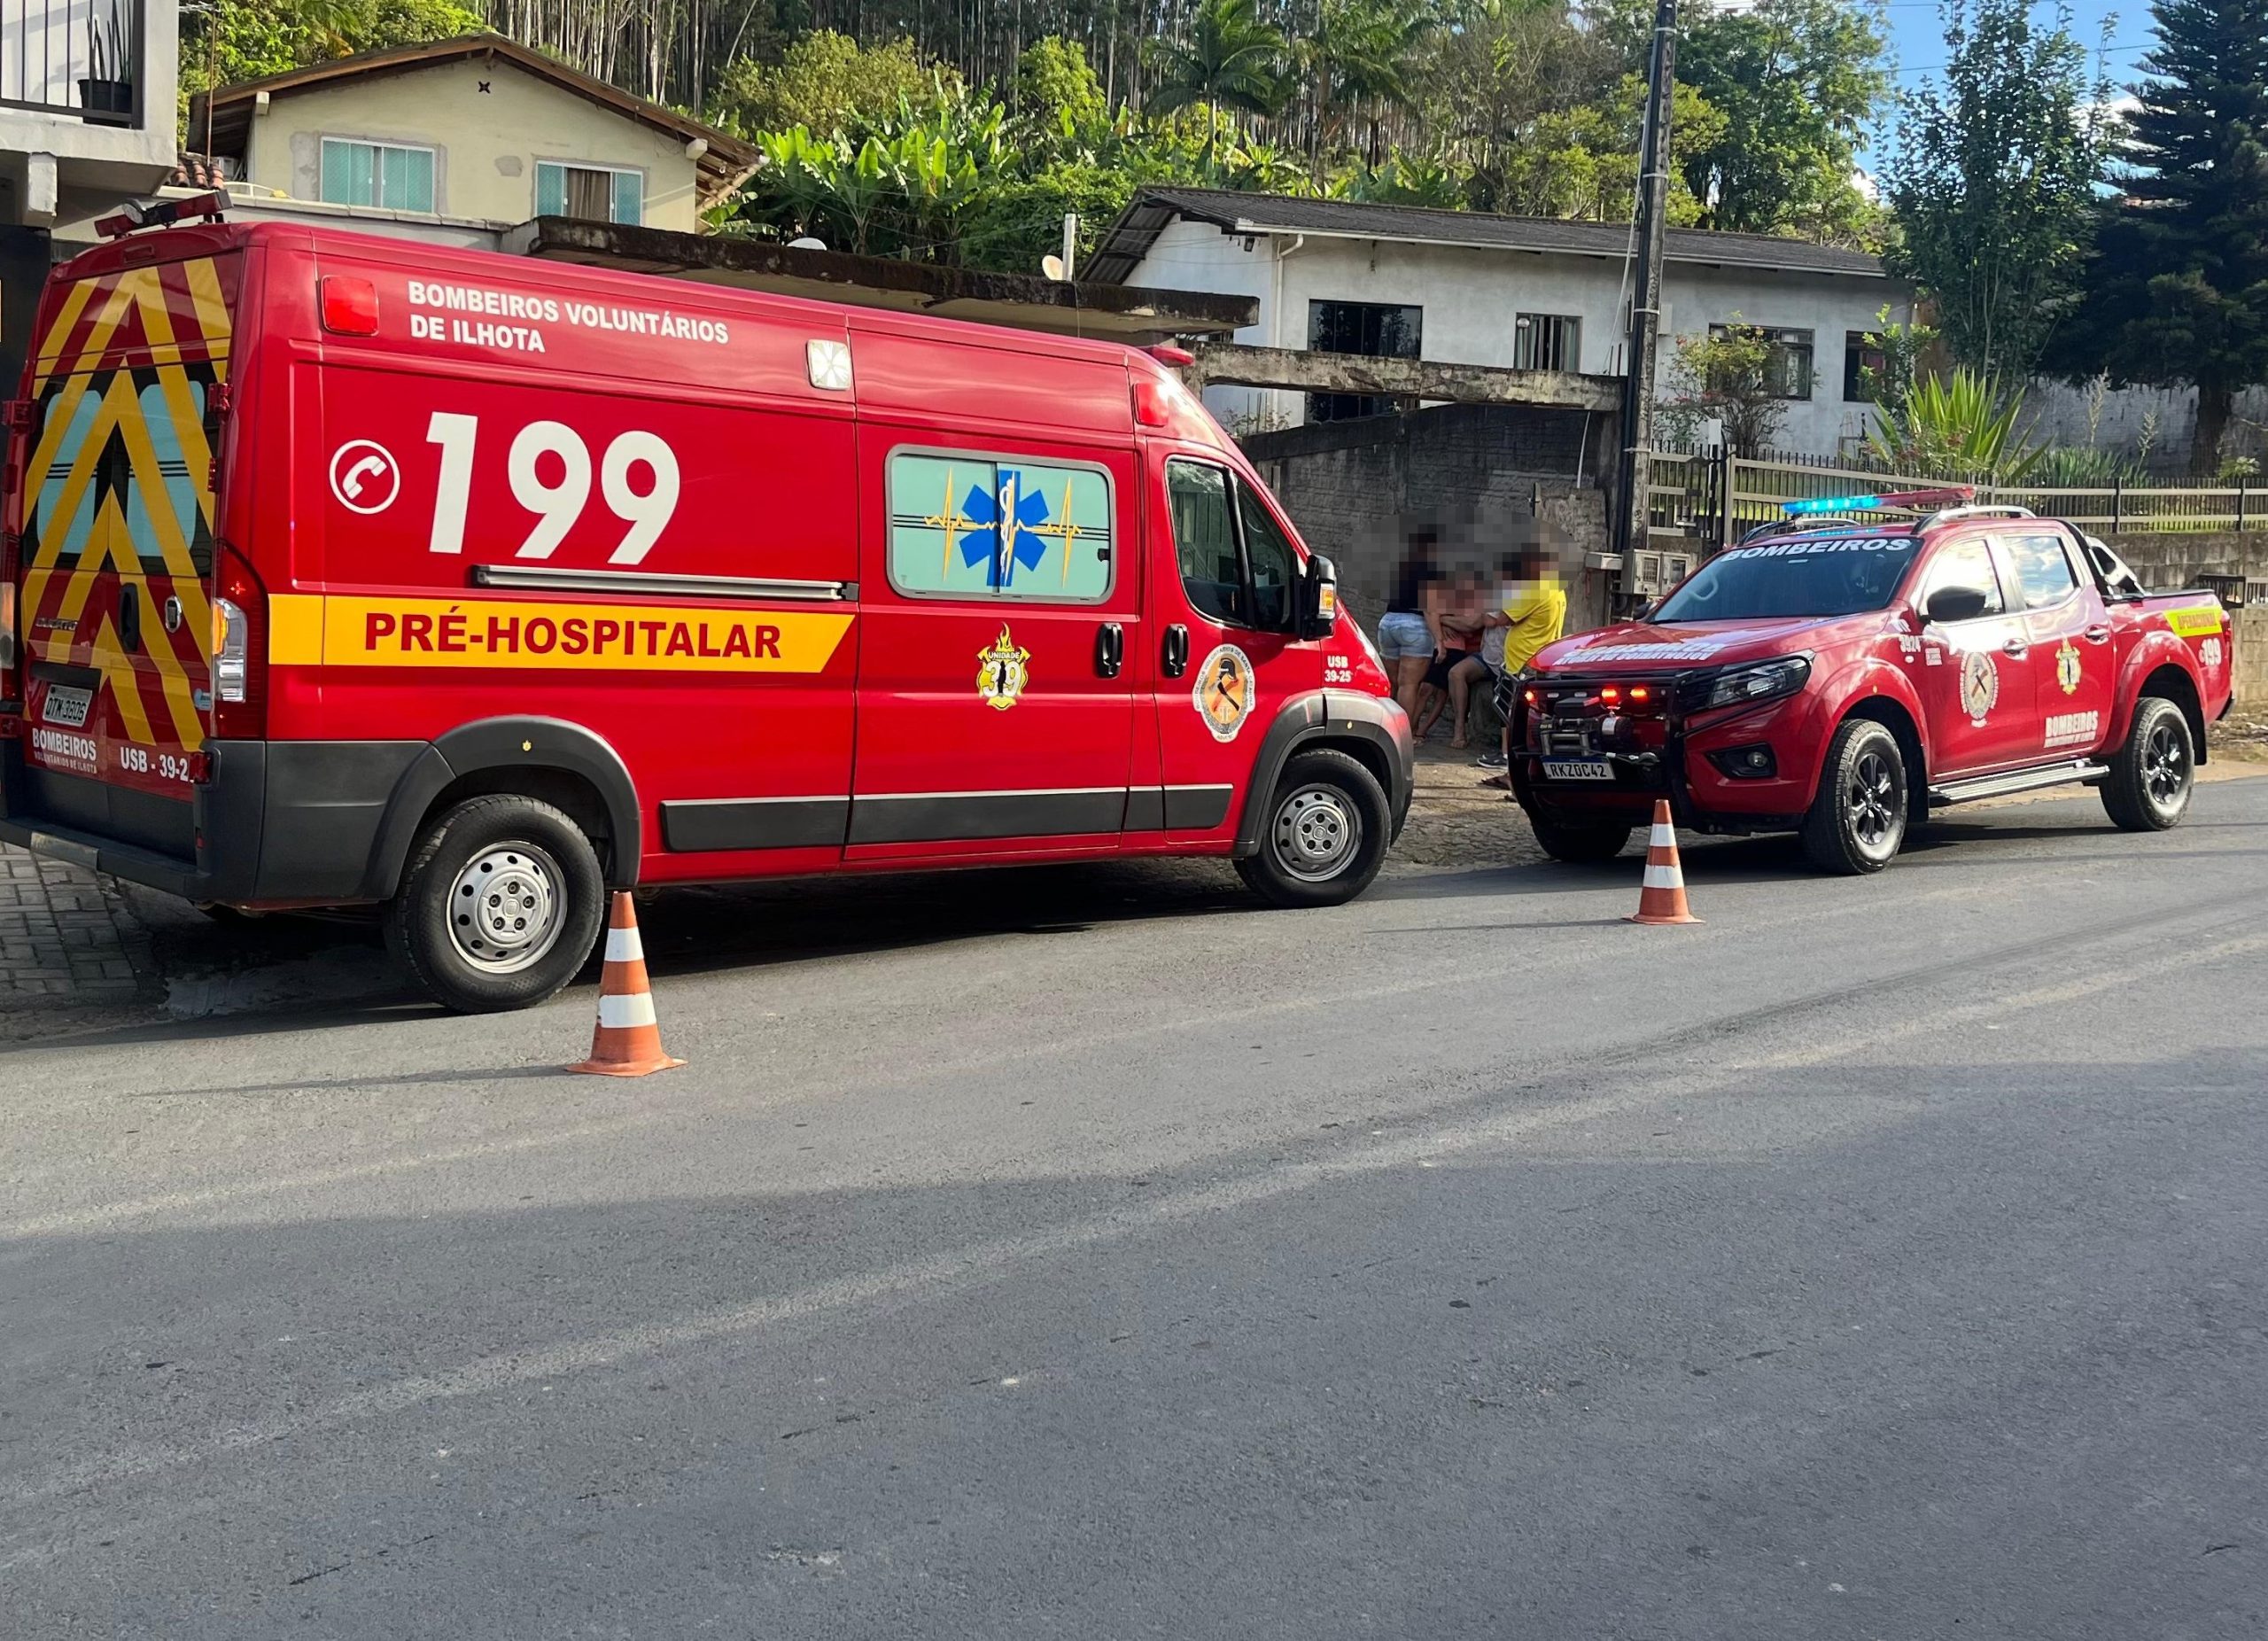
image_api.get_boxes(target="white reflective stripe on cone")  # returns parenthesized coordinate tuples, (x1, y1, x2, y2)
(1643, 864, 1682, 890)
(598, 992, 657, 1030)
(606, 926, 644, 963)
(1650, 824, 1677, 848)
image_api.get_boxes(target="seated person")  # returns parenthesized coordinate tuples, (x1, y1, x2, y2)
(1416, 571, 1483, 742)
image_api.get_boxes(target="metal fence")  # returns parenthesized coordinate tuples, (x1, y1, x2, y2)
(1646, 447, 2264, 547)
(2, 0, 143, 124)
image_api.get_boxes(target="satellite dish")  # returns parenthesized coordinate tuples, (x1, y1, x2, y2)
(788, 236, 827, 251)
(1041, 253, 1066, 282)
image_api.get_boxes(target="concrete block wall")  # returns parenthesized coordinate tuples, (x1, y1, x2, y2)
(2099, 533, 2267, 711)
(2098, 532, 2268, 593)
(2235, 609, 2268, 711)
(1243, 403, 1618, 637)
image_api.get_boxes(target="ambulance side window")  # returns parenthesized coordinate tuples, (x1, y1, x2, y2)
(1168, 460, 1243, 625)
(1237, 486, 1298, 629)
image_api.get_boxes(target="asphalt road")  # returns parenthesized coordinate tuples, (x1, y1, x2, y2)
(5, 782, 2267, 1639)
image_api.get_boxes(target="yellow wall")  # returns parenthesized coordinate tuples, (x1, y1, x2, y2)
(241, 58, 703, 231)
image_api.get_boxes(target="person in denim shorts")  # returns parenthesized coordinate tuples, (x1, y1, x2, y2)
(1376, 535, 1442, 721)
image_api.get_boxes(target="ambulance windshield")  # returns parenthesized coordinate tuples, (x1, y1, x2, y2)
(1652, 534, 1918, 621)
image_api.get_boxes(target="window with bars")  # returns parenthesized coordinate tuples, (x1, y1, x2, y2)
(535, 162, 644, 225)
(1306, 299, 1422, 423)
(1844, 331, 1889, 401)
(1513, 313, 1581, 372)
(318, 139, 436, 213)
(1710, 323, 1815, 401)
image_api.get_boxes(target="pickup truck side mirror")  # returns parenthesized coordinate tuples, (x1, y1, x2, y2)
(1924, 585, 1991, 624)
(1633, 599, 1660, 623)
(1298, 553, 1339, 641)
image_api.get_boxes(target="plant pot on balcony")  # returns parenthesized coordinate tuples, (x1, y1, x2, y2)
(78, 77, 134, 116)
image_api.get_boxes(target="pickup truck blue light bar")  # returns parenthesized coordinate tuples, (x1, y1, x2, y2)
(1783, 486, 1976, 516)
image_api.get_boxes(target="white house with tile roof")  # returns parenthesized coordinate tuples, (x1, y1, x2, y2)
(1088, 188, 1916, 458)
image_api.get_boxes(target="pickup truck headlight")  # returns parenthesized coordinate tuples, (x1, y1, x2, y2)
(1695, 655, 1811, 712)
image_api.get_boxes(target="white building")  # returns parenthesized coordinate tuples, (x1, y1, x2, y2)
(1088, 187, 1915, 458)
(1, 0, 180, 230)
(1, 0, 181, 393)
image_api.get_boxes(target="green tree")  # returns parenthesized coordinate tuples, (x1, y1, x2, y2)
(1652, 0, 1888, 239)
(1884, 0, 2111, 381)
(1658, 320, 1790, 455)
(181, 0, 482, 112)
(2061, 0, 2268, 471)
(711, 31, 945, 138)
(1306, 0, 1436, 172)
(1144, 0, 1292, 168)
(1495, 76, 1724, 223)
(1016, 35, 1108, 132)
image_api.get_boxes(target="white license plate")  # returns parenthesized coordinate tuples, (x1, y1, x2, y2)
(1542, 758, 1615, 782)
(42, 685, 92, 728)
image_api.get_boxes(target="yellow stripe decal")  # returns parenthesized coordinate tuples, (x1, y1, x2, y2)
(273, 595, 856, 673)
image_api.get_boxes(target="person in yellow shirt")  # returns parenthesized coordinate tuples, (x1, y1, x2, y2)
(1475, 548, 1567, 771)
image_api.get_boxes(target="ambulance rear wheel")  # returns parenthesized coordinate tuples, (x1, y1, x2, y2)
(1237, 749, 1392, 908)
(390, 794, 606, 1014)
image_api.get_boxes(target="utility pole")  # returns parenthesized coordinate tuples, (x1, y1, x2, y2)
(1611, 0, 1679, 591)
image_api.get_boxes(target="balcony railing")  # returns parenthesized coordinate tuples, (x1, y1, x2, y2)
(2, 0, 144, 126)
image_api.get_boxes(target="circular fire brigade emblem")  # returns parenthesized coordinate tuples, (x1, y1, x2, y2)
(2054, 637, 2083, 696)
(976, 625, 1030, 711)
(1959, 649, 2000, 725)
(1194, 644, 1256, 742)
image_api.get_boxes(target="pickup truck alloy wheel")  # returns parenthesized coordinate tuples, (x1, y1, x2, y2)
(1237, 748, 1393, 908)
(1847, 747, 1902, 852)
(1801, 718, 1907, 875)
(2143, 719, 2189, 807)
(2101, 696, 2194, 831)
(390, 793, 608, 1013)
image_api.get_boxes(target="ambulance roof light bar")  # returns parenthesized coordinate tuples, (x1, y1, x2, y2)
(93, 191, 229, 240)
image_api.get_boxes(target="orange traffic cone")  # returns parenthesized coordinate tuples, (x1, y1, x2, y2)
(1627, 800, 1701, 926)
(570, 892, 685, 1077)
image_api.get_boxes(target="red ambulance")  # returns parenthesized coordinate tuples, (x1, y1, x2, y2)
(0, 200, 1411, 1011)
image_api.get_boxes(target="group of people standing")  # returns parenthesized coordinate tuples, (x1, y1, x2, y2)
(1375, 533, 1568, 773)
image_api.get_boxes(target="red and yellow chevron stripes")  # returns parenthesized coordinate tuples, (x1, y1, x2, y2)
(19, 256, 237, 756)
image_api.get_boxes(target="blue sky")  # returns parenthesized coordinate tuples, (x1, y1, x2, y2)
(1864, 0, 2149, 164)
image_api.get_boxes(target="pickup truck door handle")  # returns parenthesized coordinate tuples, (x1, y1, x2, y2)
(1095, 622, 1124, 680)
(116, 583, 141, 653)
(2084, 625, 2112, 643)
(1162, 624, 1189, 679)
(2000, 637, 2029, 657)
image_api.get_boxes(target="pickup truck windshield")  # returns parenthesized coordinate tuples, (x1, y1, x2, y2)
(1653, 534, 1920, 621)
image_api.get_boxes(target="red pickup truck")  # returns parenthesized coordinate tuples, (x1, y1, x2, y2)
(1508, 494, 2236, 872)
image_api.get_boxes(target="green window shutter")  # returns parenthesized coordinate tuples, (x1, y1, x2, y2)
(535, 163, 565, 218)
(400, 148, 434, 213)
(320, 140, 370, 206)
(611, 168, 642, 225)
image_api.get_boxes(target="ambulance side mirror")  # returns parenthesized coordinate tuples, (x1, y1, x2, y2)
(1299, 554, 1339, 641)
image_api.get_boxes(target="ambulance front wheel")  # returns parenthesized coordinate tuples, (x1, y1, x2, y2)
(1237, 748, 1393, 909)
(388, 794, 608, 1014)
